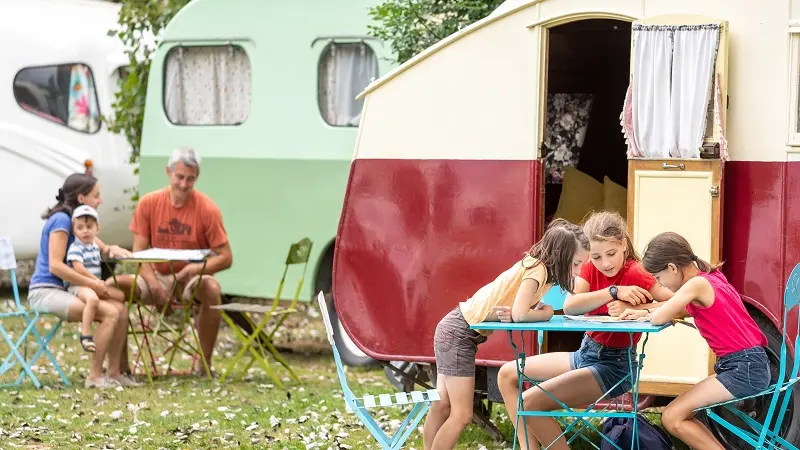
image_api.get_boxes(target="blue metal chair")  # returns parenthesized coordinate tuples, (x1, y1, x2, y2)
(0, 237, 70, 388)
(316, 292, 438, 449)
(695, 262, 800, 449)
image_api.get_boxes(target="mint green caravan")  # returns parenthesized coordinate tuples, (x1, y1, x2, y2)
(139, 0, 392, 366)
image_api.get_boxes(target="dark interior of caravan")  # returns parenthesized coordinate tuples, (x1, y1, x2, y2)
(542, 19, 632, 354)
(542, 19, 632, 235)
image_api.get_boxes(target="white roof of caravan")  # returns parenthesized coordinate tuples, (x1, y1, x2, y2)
(489, 0, 530, 17)
(0, 0, 127, 69)
(358, 0, 535, 99)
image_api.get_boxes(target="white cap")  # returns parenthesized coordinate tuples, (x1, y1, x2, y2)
(72, 205, 99, 222)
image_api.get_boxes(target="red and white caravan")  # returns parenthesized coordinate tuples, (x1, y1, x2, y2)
(333, 0, 800, 445)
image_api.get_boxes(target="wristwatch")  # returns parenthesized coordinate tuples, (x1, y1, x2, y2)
(609, 285, 619, 300)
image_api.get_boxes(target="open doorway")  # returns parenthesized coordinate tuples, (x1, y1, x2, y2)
(541, 19, 632, 230)
(540, 19, 632, 354)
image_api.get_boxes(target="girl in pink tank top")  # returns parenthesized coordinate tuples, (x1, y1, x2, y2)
(619, 231, 769, 450)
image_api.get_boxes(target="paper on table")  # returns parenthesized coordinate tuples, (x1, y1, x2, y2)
(128, 248, 211, 262)
(563, 314, 650, 323)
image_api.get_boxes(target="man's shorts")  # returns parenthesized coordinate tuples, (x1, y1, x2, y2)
(135, 273, 213, 304)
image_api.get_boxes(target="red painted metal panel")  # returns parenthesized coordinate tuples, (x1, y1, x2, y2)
(724, 161, 797, 348)
(333, 158, 799, 365)
(333, 159, 542, 365)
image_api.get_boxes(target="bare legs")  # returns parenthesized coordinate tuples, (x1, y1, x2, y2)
(67, 299, 126, 382)
(108, 274, 221, 373)
(661, 375, 732, 450)
(498, 352, 573, 449)
(75, 287, 99, 339)
(194, 277, 221, 370)
(423, 374, 475, 450)
(497, 352, 605, 450)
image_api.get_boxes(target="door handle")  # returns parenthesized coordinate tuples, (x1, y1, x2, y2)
(662, 163, 685, 170)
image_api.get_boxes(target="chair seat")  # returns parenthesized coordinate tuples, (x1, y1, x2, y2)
(212, 303, 296, 315)
(355, 389, 440, 410)
(695, 378, 800, 412)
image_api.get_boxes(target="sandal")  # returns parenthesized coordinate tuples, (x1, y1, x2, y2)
(80, 335, 96, 353)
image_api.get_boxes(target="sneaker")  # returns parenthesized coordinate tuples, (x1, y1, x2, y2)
(115, 373, 143, 387)
(194, 367, 218, 379)
(85, 376, 121, 389)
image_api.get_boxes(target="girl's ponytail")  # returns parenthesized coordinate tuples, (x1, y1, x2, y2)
(690, 253, 717, 273)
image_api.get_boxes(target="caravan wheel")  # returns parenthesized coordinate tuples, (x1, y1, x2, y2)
(327, 294, 377, 367)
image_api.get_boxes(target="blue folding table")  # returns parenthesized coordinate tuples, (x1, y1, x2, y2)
(472, 316, 669, 450)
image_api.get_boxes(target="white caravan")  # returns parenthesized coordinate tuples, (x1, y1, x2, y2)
(0, 0, 136, 259)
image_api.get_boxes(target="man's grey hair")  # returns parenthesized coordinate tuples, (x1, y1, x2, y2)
(167, 146, 201, 172)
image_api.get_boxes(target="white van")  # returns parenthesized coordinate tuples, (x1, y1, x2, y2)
(0, 0, 135, 262)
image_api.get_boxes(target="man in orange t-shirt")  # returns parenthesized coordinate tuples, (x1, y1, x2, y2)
(120, 147, 233, 375)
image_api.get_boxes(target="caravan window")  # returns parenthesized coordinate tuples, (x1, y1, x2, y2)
(13, 63, 101, 134)
(318, 42, 378, 127)
(164, 45, 252, 126)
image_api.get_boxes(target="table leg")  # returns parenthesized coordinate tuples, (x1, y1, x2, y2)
(186, 260, 211, 379)
(122, 264, 154, 385)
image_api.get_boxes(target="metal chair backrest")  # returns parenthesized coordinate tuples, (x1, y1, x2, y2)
(762, 262, 800, 443)
(316, 291, 356, 404)
(0, 236, 24, 311)
(267, 238, 313, 318)
(785, 263, 800, 380)
(778, 263, 800, 382)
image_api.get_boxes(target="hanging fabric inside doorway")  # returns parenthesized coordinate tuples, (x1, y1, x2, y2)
(621, 24, 722, 159)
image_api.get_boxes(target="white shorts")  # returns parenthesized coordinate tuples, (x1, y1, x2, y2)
(28, 287, 77, 320)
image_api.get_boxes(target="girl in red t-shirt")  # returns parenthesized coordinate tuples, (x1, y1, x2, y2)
(620, 232, 769, 450)
(497, 211, 672, 450)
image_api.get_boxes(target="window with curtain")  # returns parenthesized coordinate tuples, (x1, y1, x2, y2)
(318, 42, 378, 127)
(13, 63, 100, 133)
(163, 45, 252, 126)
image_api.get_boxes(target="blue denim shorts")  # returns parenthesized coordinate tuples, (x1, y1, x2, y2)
(714, 346, 771, 399)
(570, 334, 637, 398)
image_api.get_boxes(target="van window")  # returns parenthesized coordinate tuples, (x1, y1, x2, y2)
(318, 42, 378, 127)
(164, 45, 251, 126)
(13, 63, 101, 134)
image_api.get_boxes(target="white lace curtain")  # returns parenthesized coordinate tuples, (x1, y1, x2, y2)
(164, 45, 252, 125)
(319, 42, 378, 127)
(625, 24, 720, 159)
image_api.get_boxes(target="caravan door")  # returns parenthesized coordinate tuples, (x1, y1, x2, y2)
(625, 15, 729, 396)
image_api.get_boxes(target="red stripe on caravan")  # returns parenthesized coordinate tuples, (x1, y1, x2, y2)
(333, 158, 542, 365)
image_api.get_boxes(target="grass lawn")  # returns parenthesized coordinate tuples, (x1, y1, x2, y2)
(0, 291, 690, 450)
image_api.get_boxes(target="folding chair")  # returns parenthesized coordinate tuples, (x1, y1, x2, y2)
(696, 262, 800, 450)
(316, 291, 438, 449)
(0, 236, 70, 388)
(213, 238, 313, 386)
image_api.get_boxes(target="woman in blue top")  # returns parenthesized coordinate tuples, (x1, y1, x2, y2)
(28, 173, 134, 388)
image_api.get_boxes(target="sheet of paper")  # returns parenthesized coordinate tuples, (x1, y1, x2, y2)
(563, 314, 649, 323)
(128, 248, 211, 262)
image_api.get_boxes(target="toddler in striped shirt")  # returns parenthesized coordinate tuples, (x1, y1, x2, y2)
(66, 206, 125, 352)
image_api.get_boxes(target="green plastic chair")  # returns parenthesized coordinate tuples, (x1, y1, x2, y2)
(213, 238, 312, 386)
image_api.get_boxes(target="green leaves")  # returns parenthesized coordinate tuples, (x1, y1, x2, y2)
(367, 0, 504, 65)
(107, 0, 189, 163)
(104, 0, 191, 203)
